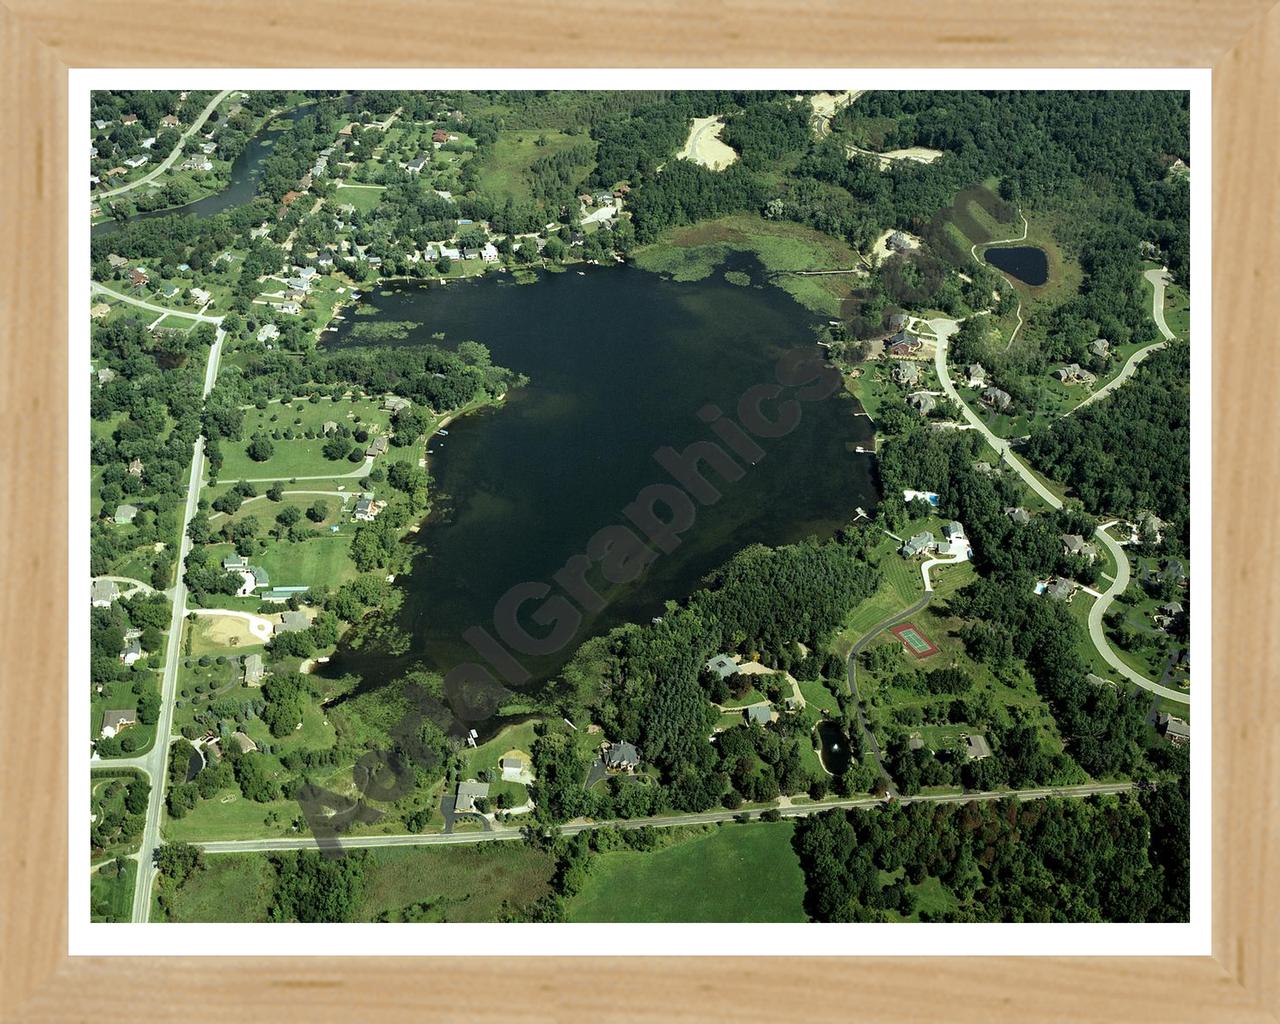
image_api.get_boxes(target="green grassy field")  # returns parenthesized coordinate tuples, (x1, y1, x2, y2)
(160, 853, 276, 922)
(354, 843, 556, 922)
(216, 396, 391, 481)
(90, 859, 137, 922)
(331, 184, 385, 213)
(565, 821, 808, 923)
(634, 213, 861, 315)
(159, 841, 557, 923)
(475, 129, 594, 203)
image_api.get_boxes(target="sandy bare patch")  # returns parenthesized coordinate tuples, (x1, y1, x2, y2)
(870, 229, 923, 261)
(198, 615, 257, 647)
(848, 144, 944, 170)
(809, 90, 864, 135)
(677, 116, 738, 171)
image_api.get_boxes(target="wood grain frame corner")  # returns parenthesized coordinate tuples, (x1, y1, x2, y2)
(1, 2, 1276, 1020)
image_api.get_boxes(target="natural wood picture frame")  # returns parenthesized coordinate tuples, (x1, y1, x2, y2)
(2, 2, 1276, 1020)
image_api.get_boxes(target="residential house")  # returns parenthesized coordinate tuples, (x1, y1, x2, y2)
(353, 495, 385, 522)
(129, 268, 149, 288)
(907, 392, 935, 416)
(189, 288, 211, 306)
(604, 741, 640, 771)
(1090, 338, 1111, 359)
(222, 554, 250, 572)
(406, 155, 428, 174)
(901, 531, 936, 558)
(140, 137, 157, 150)
(1054, 363, 1096, 386)
(705, 654, 738, 681)
(1005, 506, 1031, 526)
(981, 386, 1012, 412)
(229, 731, 259, 754)
(322, 420, 339, 434)
(1161, 558, 1188, 587)
(278, 302, 301, 315)
(432, 129, 449, 144)
(943, 521, 967, 553)
(744, 704, 773, 726)
(107, 253, 130, 269)
(500, 755, 528, 782)
(886, 330, 921, 357)
(454, 779, 490, 814)
(962, 733, 993, 761)
(124, 155, 149, 169)
(99, 709, 137, 739)
(893, 361, 921, 386)
(1043, 578, 1075, 601)
(121, 113, 138, 125)
(887, 230, 911, 251)
(91, 579, 119, 607)
(280, 190, 302, 208)
(120, 638, 143, 666)
(128, 458, 144, 477)
(243, 654, 265, 686)
(481, 242, 500, 263)
(382, 395, 410, 413)
(91, 303, 112, 320)
(365, 435, 389, 458)
(200, 141, 218, 155)
(257, 323, 280, 343)
(967, 363, 987, 387)
(113, 503, 139, 525)
(274, 610, 310, 634)
(887, 312, 909, 331)
(1157, 712, 1190, 745)
(160, 114, 179, 127)
(1061, 534, 1099, 561)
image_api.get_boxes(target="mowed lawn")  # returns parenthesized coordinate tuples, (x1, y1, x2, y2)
(565, 822, 808, 923)
(90, 859, 137, 923)
(353, 843, 556, 922)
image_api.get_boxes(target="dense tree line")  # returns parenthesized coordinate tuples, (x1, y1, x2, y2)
(1023, 343, 1190, 538)
(794, 790, 1185, 922)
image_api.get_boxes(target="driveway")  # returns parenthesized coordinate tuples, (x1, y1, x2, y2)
(96, 90, 232, 200)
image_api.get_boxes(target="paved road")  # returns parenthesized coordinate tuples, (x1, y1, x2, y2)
(194, 781, 1136, 855)
(96, 90, 233, 200)
(1074, 269, 1174, 412)
(930, 274, 1186, 705)
(929, 317, 1063, 510)
(129, 322, 225, 922)
(217, 459, 373, 485)
(843, 594, 933, 796)
(91, 282, 222, 324)
(1088, 523, 1191, 704)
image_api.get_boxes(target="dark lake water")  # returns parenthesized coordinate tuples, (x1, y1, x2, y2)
(320, 257, 879, 713)
(91, 104, 313, 240)
(982, 245, 1048, 286)
(814, 720, 852, 775)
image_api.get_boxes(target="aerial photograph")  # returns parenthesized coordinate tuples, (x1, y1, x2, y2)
(85, 87, 1192, 926)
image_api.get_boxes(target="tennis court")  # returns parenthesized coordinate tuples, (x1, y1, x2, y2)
(890, 621, 939, 658)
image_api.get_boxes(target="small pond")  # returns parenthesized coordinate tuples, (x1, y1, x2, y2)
(814, 720, 852, 776)
(983, 245, 1049, 286)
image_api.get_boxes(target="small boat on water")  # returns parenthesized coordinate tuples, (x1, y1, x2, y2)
(435, 428, 449, 436)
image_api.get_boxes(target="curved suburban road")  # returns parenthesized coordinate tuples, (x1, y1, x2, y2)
(928, 269, 1189, 706)
(929, 317, 1063, 510)
(96, 90, 233, 200)
(1089, 524, 1190, 703)
(1075, 268, 1174, 412)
